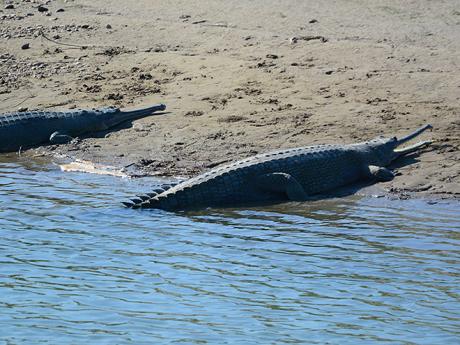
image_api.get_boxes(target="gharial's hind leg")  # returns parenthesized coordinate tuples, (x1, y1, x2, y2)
(255, 172, 309, 201)
(49, 131, 74, 144)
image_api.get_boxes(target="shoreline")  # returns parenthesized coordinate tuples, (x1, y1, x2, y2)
(4, 149, 460, 202)
(28, 144, 460, 201)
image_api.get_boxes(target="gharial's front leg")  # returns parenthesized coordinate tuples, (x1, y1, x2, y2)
(49, 131, 74, 144)
(366, 165, 395, 182)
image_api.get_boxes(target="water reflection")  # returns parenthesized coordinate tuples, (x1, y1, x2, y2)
(0, 158, 459, 344)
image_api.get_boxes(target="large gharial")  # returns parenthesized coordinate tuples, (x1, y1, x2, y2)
(0, 103, 166, 153)
(124, 124, 433, 211)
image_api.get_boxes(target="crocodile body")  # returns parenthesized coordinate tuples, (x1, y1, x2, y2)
(0, 103, 166, 152)
(124, 125, 431, 210)
(124, 125, 432, 211)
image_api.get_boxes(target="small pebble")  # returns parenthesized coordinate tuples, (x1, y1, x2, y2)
(139, 73, 153, 80)
(37, 5, 48, 12)
(18, 107, 28, 112)
(21, 43, 30, 50)
(309, 19, 318, 23)
(106, 24, 112, 29)
(56, 8, 65, 13)
(5, 4, 14, 9)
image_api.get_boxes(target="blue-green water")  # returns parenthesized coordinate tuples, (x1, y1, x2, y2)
(0, 157, 459, 344)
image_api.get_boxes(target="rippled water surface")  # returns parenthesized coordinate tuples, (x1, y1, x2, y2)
(0, 157, 459, 344)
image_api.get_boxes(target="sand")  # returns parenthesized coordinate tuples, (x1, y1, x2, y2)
(1, 0, 459, 198)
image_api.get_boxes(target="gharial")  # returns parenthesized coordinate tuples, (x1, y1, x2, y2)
(124, 124, 433, 211)
(0, 103, 166, 152)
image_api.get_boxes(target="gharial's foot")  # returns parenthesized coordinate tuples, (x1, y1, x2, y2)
(49, 131, 74, 144)
(368, 165, 395, 182)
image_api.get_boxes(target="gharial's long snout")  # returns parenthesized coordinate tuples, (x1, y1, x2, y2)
(394, 124, 433, 156)
(119, 103, 166, 119)
(107, 103, 167, 127)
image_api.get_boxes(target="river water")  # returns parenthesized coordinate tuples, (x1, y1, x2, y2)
(0, 157, 459, 344)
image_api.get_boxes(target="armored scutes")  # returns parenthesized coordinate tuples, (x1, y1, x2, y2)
(0, 103, 166, 152)
(124, 125, 433, 211)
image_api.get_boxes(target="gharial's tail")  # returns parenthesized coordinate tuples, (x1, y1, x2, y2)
(122, 181, 177, 209)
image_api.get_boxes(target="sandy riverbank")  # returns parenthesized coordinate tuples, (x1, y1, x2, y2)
(1, 0, 459, 198)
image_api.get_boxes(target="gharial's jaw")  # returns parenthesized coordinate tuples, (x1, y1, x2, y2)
(105, 103, 166, 128)
(394, 140, 432, 157)
(392, 124, 433, 159)
(396, 124, 432, 146)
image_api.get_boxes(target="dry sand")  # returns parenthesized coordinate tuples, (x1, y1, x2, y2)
(1, 0, 459, 198)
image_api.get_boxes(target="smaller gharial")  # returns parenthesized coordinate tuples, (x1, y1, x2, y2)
(124, 124, 433, 211)
(0, 103, 166, 152)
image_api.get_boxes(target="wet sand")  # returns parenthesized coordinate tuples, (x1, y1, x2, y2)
(1, 0, 459, 198)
